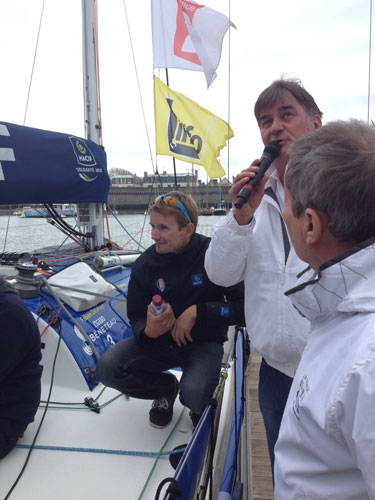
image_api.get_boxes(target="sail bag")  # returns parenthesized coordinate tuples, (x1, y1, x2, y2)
(45, 262, 116, 312)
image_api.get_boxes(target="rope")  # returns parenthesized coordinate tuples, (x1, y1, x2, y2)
(45, 204, 87, 239)
(104, 204, 113, 245)
(15, 443, 186, 458)
(40, 277, 100, 359)
(137, 406, 186, 500)
(38, 392, 123, 411)
(154, 477, 182, 500)
(3, 320, 63, 500)
(120, 227, 144, 249)
(15, 399, 187, 499)
(46, 282, 128, 303)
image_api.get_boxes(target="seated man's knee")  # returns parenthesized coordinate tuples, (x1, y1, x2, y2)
(95, 339, 130, 385)
(96, 350, 117, 387)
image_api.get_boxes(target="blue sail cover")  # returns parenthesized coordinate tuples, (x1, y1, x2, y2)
(0, 121, 109, 204)
(23, 266, 134, 390)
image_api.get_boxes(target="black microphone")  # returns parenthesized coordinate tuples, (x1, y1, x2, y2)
(234, 141, 281, 209)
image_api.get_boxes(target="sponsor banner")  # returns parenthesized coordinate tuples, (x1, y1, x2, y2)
(0, 121, 109, 204)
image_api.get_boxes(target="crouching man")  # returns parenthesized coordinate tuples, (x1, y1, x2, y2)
(97, 191, 245, 428)
(275, 119, 375, 499)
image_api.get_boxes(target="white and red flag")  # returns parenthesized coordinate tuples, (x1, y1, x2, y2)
(151, 0, 235, 87)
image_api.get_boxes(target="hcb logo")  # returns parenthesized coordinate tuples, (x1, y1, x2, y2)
(69, 136, 98, 182)
(166, 97, 202, 160)
(69, 137, 97, 167)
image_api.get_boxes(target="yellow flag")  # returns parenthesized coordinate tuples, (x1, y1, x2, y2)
(154, 76, 233, 178)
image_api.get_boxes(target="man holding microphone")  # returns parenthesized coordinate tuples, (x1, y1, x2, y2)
(204, 78, 322, 475)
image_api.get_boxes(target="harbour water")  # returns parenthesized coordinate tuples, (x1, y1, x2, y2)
(0, 213, 223, 254)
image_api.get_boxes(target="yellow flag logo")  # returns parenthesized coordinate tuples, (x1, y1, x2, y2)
(154, 76, 233, 178)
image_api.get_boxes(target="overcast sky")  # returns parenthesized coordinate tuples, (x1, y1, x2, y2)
(0, 0, 373, 182)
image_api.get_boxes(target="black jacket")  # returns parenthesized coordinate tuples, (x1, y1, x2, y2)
(0, 278, 42, 438)
(127, 233, 245, 345)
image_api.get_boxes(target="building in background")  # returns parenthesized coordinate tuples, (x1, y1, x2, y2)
(109, 169, 143, 188)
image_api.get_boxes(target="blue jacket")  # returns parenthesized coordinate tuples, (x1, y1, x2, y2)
(127, 233, 245, 345)
(0, 278, 42, 438)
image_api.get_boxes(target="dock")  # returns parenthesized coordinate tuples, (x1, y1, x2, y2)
(249, 351, 274, 500)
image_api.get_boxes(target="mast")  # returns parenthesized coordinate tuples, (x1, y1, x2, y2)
(78, 0, 105, 249)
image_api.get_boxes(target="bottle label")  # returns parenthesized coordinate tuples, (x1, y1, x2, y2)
(151, 301, 166, 316)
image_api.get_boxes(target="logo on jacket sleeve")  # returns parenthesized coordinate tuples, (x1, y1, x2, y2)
(220, 306, 230, 317)
(156, 278, 166, 293)
(191, 273, 204, 286)
(292, 374, 310, 420)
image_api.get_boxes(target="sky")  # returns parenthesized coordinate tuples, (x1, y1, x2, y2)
(0, 0, 373, 183)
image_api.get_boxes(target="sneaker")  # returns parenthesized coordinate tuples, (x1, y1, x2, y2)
(149, 375, 179, 428)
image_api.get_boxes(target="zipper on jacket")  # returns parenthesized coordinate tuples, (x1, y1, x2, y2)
(264, 187, 291, 265)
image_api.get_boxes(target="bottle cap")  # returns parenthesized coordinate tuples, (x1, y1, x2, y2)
(152, 294, 163, 306)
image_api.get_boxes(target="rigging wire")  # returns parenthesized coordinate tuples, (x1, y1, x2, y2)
(23, 0, 45, 126)
(227, 0, 232, 181)
(94, 0, 104, 146)
(107, 206, 147, 250)
(368, 0, 373, 123)
(53, 232, 78, 253)
(165, 69, 178, 188)
(47, 220, 90, 250)
(2, 214, 11, 251)
(121, 0, 156, 173)
(138, 178, 158, 250)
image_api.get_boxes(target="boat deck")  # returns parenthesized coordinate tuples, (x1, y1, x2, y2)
(249, 351, 274, 500)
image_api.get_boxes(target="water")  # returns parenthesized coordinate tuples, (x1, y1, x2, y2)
(0, 213, 223, 254)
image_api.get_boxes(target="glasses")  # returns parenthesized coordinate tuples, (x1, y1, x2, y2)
(156, 194, 192, 223)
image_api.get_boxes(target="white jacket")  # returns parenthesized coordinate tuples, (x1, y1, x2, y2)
(275, 239, 375, 500)
(204, 172, 309, 377)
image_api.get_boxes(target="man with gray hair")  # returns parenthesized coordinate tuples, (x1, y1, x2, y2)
(275, 119, 375, 499)
(205, 78, 322, 474)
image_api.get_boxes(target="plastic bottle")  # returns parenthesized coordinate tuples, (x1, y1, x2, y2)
(150, 294, 167, 315)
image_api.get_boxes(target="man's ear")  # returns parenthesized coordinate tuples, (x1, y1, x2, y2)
(185, 222, 195, 238)
(304, 208, 327, 246)
(311, 114, 322, 130)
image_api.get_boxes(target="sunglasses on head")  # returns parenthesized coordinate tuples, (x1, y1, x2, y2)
(156, 194, 192, 223)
